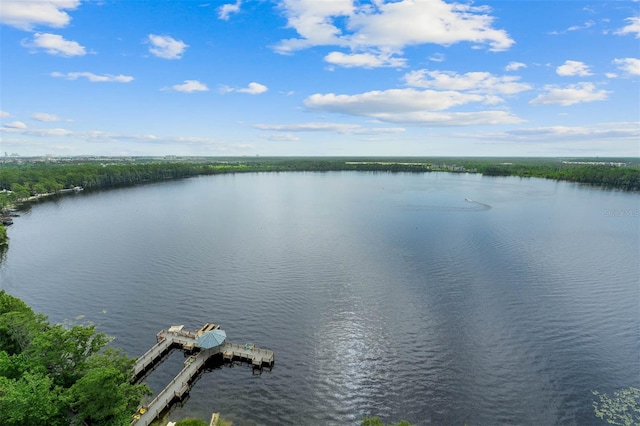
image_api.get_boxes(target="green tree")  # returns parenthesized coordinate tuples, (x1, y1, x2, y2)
(25, 323, 110, 388)
(68, 348, 151, 426)
(175, 419, 209, 426)
(593, 387, 640, 425)
(362, 418, 415, 426)
(0, 372, 65, 426)
(0, 291, 46, 355)
(0, 291, 151, 425)
(0, 224, 7, 247)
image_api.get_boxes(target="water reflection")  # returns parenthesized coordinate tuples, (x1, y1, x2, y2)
(1, 173, 638, 425)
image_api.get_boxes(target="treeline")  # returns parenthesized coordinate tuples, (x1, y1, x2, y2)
(0, 162, 210, 199)
(0, 290, 150, 425)
(476, 163, 640, 190)
(0, 158, 638, 210)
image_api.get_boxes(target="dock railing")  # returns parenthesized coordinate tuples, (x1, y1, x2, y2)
(131, 325, 274, 426)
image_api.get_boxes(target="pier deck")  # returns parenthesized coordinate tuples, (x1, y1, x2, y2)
(131, 325, 274, 426)
(133, 326, 199, 379)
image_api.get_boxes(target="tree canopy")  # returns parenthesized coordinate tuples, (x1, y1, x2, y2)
(0, 290, 151, 426)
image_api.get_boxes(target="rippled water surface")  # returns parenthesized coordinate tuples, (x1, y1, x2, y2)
(1, 172, 638, 425)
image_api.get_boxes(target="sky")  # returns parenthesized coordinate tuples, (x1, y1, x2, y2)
(0, 0, 639, 157)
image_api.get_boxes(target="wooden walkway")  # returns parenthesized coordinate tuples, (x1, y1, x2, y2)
(133, 326, 199, 380)
(131, 325, 274, 426)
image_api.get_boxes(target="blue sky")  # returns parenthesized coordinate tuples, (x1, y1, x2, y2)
(0, 0, 638, 157)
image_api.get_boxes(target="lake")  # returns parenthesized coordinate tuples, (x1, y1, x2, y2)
(1, 171, 638, 425)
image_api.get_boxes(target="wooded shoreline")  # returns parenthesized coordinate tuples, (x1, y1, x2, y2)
(1, 157, 639, 216)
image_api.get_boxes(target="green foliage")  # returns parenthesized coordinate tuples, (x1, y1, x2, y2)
(68, 358, 151, 426)
(0, 372, 65, 426)
(362, 417, 416, 426)
(0, 291, 151, 426)
(0, 224, 7, 247)
(593, 387, 640, 425)
(0, 158, 638, 205)
(175, 419, 209, 426)
(25, 323, 111, 388)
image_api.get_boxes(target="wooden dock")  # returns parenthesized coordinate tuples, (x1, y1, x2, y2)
(131, 325, 274, 426)
(133, 325, 199, 381)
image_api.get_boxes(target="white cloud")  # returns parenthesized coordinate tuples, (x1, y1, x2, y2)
(468, 122, 640, 142)
(4, 121, 27, 129)
(148, 34, 188, 59)
(274, 0, 514, 67)
(616, 16, 640, 38)
(306, 89, 483, 114)
(0, 111, 10, 118)
(428, 53, 445, 62)
(404, 70, 532, 96)
(556, 60, 592, 76)
(303, 88, 523, 126)
(167, 80, 209, 93)
(24, 33, 86, 57)
(530, 82, 609, 106)
(567, 20, 594, 32)
(221, 82, 268, 95)
(263, 133, 301, 142)
(370, 110, 523, 126)
(613, 57, 640, 75)
(51, 72, 134, 83)
(254, 122, 405, 134)
(0, 0, 80, 30)
(218, 0, 241, 20)
(505, 61, 526, 71)
(325, 51, 406, 68)
(31, 112, 61, 122)
(239, 82, 268, 94)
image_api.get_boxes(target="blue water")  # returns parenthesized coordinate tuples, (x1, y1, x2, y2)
(1, 172, 638, 425)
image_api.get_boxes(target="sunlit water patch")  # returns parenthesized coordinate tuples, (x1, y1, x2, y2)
(1, 172, 638, 425)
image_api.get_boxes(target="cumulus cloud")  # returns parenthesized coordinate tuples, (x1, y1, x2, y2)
(404, 70, 532, 96)
(306, 89, 482, 114)
(4, 121, 27, 129)
(303, 88, 523, 126)
(274, 0, 513, 68)
(23, 33, 86, 57)
(148, 34, 188, 59)
(529, 82, 609, 106)
(556, 60, 592, 76)
(51, 71, 134, 83)
(325, 51, 406, 68)
(220, 82, 268, 94)
(613, 57, 640, 75)
(167, 80, 209, 93)
(505, 61, 527, 71)
(218, 0, 241, 20)
(616, 16, 640, 38)
(0, 0, 80, 30)
(31, 112, 61, 122)
(0, 111, 10, 118)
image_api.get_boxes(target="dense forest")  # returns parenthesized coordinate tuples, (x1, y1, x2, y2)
(0, 157, 638, 209)
(0, 290, 150, 425)
(1, 157, 638, 245)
